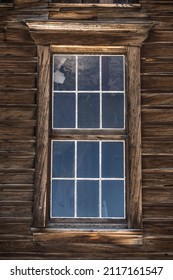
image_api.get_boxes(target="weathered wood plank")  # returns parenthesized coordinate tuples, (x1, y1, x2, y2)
(144, 221, 173, 236)
(143, 169, 173, 187)
(141, 43, 173, 57)
(0, 223, 31, 235)
(33, 45, 50, 227)
(142, 93, 173, 107)
(142, 75, 173, 90)
(127, 46, 142, 229)
(0, 205, 32, 218)
(0, 126, 35, 140)
(142, 124, 173, 137)
(143, 155, 173, 169)
(0, 74, 36, 88)
(142, 139, 173, 154)
(143, 206, 173, 220)
(0, 155, 35, 169)
(0, 108, 36, 121)
(143, 187, 173, 205)
(0, 191, 33, 202)
(0, 60, 37, 74)
(146, 30, 173, 43)
(49, 9, 97, 20)
(32, 230, 143, 246)
(0, 89, 36, 105)
(142, 109, 173, 123)
(0, 140, 35, 153)
(141, 58, 173, 73)
(0, 173, 34, 184)
(0, 46, 36, 57)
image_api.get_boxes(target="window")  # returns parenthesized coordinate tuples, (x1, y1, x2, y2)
(51, 54, 126, 225)
(27, 19, 152, 244)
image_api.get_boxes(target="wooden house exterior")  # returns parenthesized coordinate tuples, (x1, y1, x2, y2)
(0, 0, 173, 259)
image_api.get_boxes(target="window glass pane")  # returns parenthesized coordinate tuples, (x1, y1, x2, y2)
(102, 93, 124, 128)
(102, 180, 124, 218)
(53, 93, 75, 128)
(78, 56, 100, 91)
(54, 55, 76, 91)
(78, 93, 100, 128)
(52, 141, 75, 178)
(77, 180, 99, 217)
(102, 142, 124, 178)
(77, 142, 99, 178)
(52, 180, 74, 217)
(102, 56, 124, 91)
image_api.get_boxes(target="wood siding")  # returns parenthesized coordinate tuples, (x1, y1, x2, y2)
(0, 0, 173, 259)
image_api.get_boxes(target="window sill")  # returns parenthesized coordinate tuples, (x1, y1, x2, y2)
(49, 3, 141, 8)
(31, 228, 143, 246)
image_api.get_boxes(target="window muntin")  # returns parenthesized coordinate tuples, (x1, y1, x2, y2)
(52, 54, 125, 130)
(51, 140, 125, 219)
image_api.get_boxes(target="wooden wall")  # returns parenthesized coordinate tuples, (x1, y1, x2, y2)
(0, 0, 173, 259)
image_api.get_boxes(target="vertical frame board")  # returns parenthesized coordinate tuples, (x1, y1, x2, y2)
(33, 46, 50, 227)
(127, 46, 142, 229)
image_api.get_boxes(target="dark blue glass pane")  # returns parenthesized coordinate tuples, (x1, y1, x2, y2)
(52, 141, 74, 178)
(77, 180, 99, 217)
(54, 56, 75, 91)
(53, 93, 75, 128)
(102, 180, 124, 218)
(78, 56, 100, 91)
(102, 56, 124, 91)
(78, 93, 100, 128)
(52, 180, 74, 217)
(77, 142, 99, 178)
(102, 142, 124, 178)
(102, 93, 124, 128)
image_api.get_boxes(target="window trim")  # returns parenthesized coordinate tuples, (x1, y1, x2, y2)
(26, 20, 152, 244)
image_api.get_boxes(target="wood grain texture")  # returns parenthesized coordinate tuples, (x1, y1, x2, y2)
(32, 46, 50, 227)
(127, 47, 142, 229)
(0, 0, 173, 259)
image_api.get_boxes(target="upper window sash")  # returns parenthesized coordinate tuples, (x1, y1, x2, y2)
(52, 54, 126, 130)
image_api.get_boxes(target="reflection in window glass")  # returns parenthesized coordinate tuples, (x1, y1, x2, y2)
(53, 54, 125, 129)
(102, 180, 124, 218)
(54, 56, 76, 91)
(102, 56, 124, 91)
(78, 56, 100, 91)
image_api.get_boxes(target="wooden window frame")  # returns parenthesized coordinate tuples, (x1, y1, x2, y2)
(26, 20, 152, 245)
